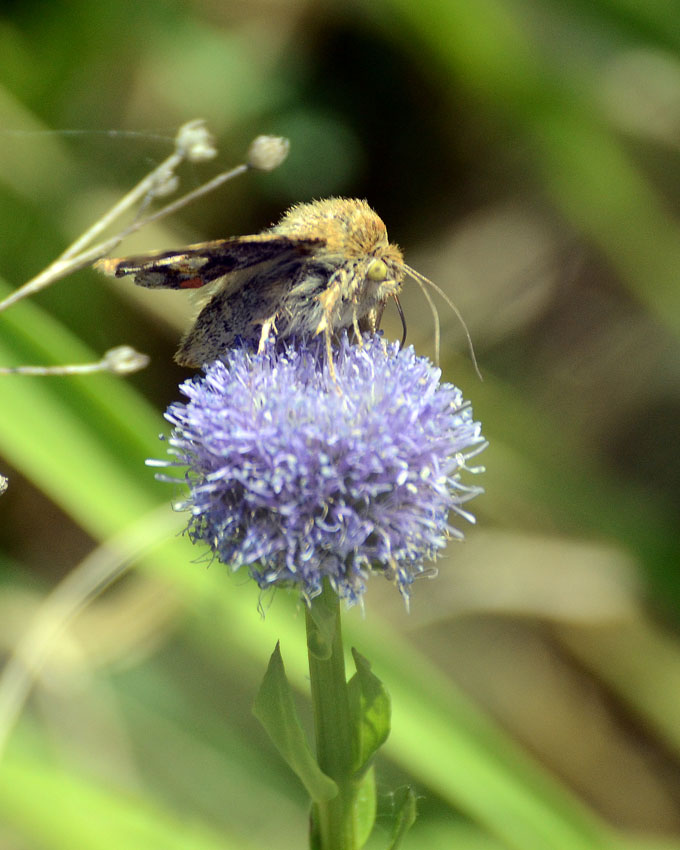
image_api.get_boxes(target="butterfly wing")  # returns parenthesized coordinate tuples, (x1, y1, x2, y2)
(94, 234, 323, 290)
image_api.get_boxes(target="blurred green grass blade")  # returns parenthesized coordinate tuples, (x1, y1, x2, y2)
(0, 277, 164, 535)
(0, 277, 161, 457)
(0, 365, 156, 534)
(0, 752, 254, 850)
(377, 0, 680, 336)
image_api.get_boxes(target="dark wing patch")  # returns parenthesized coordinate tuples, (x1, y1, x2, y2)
(94, 235, 324, 289)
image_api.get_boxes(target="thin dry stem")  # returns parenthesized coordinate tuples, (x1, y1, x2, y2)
(0, 121, 278, 315)
(0, 346, 149, 376)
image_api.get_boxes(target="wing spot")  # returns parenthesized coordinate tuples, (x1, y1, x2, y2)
(180, 277, 207, 289)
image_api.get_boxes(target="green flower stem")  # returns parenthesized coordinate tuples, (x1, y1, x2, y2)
(306, 582, 356, 850)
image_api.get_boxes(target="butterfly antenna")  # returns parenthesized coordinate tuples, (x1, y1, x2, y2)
(404, 265, 440, 365)
(394, 294, 407, 347)
(404, 263, 482, 380)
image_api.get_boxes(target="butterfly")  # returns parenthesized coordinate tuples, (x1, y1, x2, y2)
(95, 197, 410, 370)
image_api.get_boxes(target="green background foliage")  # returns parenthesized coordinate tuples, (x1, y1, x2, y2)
(1, 1, 679, 847)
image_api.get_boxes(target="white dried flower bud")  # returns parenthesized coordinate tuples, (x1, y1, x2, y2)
(247, 135, 290, 171)
(152, 168, 180, 198)
(103, 346, 150, 374)
(175, 120, 218, 162)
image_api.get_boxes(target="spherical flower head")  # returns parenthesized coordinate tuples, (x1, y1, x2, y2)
(156, 335, 486, 605)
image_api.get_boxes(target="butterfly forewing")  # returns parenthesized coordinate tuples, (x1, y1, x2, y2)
(95, 235, 324, 289)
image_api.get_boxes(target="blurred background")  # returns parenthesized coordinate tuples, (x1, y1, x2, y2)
(1, 1, 679, 848)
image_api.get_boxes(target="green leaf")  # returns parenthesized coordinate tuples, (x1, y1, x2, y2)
(385, 786, 417, 850)
(353, 765, 377, 849)
(348, 648, 391, 775)
(253, 642, 338, 803)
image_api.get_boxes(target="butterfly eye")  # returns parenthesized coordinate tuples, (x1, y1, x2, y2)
(367, 259, 388, 281)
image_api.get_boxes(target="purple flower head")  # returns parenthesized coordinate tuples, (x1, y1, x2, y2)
(155, 334, 486, 605)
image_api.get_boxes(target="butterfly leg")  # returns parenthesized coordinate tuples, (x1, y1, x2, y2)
(257, 314, 278, 353)
(352, 301, 363, 346)
(314, 288, 337, 381)
(324, 326, 338, 383)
